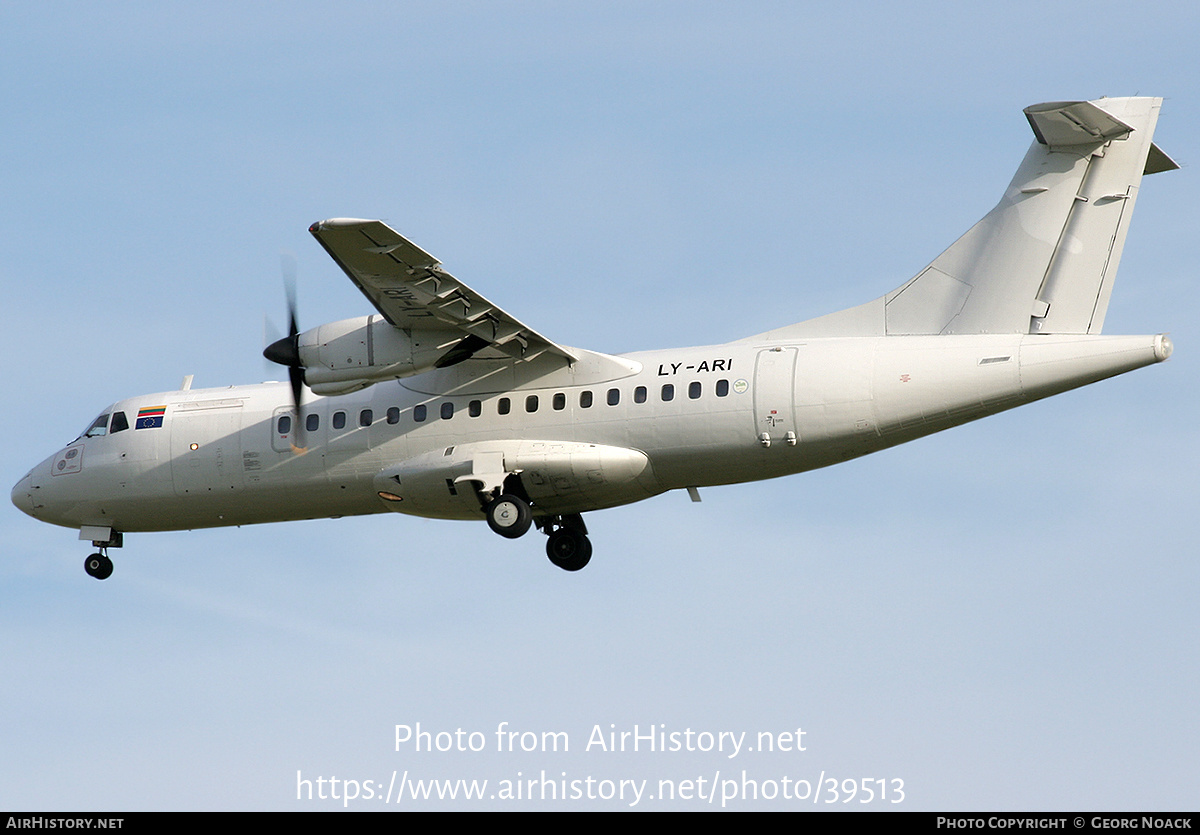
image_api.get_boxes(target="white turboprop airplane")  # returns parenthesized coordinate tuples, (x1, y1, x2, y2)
(11, 97, 1179, 578)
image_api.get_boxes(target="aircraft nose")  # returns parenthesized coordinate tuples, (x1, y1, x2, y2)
(11, 473, 35, 518)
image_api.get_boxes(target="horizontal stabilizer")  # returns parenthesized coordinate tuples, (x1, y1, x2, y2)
(1144, 142, 1180, 175)
(1024, 100, 1133, 147)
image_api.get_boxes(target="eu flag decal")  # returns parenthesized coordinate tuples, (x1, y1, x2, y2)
(135, 405, 167, 429)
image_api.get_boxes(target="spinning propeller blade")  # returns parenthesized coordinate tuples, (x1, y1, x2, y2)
(263, 254, 307, 450)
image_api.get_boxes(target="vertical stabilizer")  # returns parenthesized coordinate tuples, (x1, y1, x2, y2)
(754, 97, 1177, 341)
(1023, 98, 1176, 334)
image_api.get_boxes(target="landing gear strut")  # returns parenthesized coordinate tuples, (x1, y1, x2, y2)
(84, 550, 113, 580)
(541, 514, 592, 572)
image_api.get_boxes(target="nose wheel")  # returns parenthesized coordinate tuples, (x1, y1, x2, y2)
(84, 551, 114, 580)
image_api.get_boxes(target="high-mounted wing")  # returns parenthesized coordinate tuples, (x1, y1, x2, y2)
(309, 218, 579, 366)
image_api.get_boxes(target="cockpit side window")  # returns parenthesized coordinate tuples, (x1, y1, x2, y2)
(110, 411, 130, 433)
(84, 414, 110, 438)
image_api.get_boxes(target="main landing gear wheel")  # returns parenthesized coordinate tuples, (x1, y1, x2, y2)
(84, 553, 113, 580)
(484, 494, 533, 539)
(546, 528, 592, 572)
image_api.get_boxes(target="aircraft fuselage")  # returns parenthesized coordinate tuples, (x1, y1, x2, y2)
(11, 97, 1179, 575)
(12, 332, 1170, 535)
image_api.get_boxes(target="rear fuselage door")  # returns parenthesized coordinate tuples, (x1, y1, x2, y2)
(753, 347, 798, 446)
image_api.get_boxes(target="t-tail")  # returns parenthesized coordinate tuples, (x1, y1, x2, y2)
(756, 96, 1178, 340)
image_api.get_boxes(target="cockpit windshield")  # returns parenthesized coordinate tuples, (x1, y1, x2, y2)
(83, 413, 110, 438)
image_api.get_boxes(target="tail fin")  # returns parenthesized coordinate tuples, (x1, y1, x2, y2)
(758, 97, 1177, 340)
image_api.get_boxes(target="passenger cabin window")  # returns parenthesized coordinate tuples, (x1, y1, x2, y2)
(689, 382, 702, 399)
(441, 402, 454, 420)
(469, 400, 481, 417)
(553, 393, 566, 411)
(386, 407, 400, 424)
(84, 414, 110, 438)
(332, 411, 346, 429)
(307, 414, 320, 432)
(277, 415, 292, 435)
(716, 379, 729, 397)
(360, 409, 373, 427)
(607, 388, 620, 406)
(580, 391, 593, 408)
(414, 404, 427, 422)
(110, 411, 129, 433)
(661, 384, 674, 402)
(634, 386, 647, 404)
(525, 395, 539, 413)
(498, 397, 511, 415)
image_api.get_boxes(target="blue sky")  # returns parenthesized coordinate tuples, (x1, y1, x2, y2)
(3, 1, 1197, 810)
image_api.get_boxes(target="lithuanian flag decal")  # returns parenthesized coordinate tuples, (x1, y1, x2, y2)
(135, 405, 167, 430)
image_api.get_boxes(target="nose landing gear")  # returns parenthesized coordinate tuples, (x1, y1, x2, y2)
(84, 550, 114, 580)
(80, 528, 122, 580)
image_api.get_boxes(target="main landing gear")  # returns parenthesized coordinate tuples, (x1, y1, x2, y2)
(84, 550, 114, 580)
(542, 515, 592, 572)
(484, 493, 533, 539)
(481, 491, 593, 572)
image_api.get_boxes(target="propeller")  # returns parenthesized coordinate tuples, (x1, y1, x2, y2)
(263, 254, 307, 451)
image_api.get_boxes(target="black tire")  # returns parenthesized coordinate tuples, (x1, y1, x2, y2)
(85, 553, 113, 580)
(485, 494, 533, 539)
(546, 528, 593, 572)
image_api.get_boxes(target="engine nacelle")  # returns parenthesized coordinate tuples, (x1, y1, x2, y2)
(297, 316, 449, 395)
